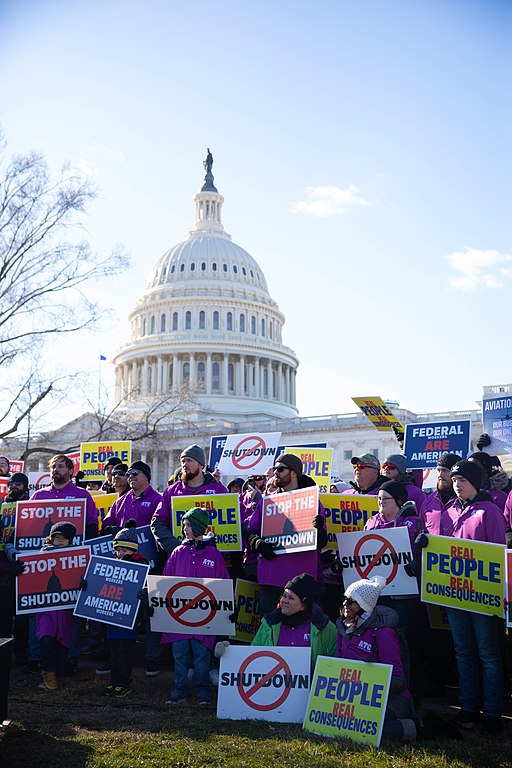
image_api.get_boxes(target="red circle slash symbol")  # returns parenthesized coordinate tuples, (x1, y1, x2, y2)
(237, 650, 292, 711)
(232, 436, 266, 471)
(353, 533, 398, 584)
(165, 581, 217, 627)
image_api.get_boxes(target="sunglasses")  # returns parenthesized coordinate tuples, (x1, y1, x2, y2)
(353, 463, 375, 470)
(343, 597, 355, 606)
(126, 471, 140, 478)
(112, 471, 126, 477)
(382, 463, 397, 471)
(274, 466, 288, 473)
(252, 476, 265, 481)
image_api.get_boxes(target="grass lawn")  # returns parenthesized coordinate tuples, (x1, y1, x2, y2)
(2, 657, 512, 768)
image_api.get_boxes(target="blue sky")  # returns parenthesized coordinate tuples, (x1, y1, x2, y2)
(1, 0, 510, 426)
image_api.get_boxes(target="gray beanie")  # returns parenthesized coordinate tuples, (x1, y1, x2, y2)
(181, 444, 206, 467)
(383, 454, 408, 475)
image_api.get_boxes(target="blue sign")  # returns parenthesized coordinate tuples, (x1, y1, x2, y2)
(482, 396, 512, 454)
(403, 420, 471, 470)
(87, 525, 158, 571)
(209, 436, 328, 471)
(74, 554, 149, 630)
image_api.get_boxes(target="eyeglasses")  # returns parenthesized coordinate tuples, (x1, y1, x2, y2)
(378, 494, 394, 504)
(382, 463, 397, 471)
(343, 597, 355, 606)
(353, 463, 375, 470)
(274, 466, 288, 473)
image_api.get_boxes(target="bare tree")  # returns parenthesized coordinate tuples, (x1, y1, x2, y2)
(0, 130, 129, 439)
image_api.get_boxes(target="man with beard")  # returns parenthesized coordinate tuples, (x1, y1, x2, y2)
(5, 472, 29, 502)
(151, 444, 227, 561)
(246, 454, 327, 616)
(419, 453, 461, 534)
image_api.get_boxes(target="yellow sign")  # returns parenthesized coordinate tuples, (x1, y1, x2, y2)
(93, 493, 118, 531)
(421, 534, 505, 617)
(171, 494, 242, 552)
(232, 579, 261, 643)
(303, 656, 391, 746)
(80, 441, 131, 482)
(320, 493, 379, 549)
(352, 396, 403, 433)
(0, 502, 16, 551)
(286, 447, 332, 493)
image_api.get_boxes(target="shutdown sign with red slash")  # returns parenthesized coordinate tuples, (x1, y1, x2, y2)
(147, 575, 235, 635)
(217, 432, 282, 475)
(217, 646, 311, 722)
(337, 528, 418, 596)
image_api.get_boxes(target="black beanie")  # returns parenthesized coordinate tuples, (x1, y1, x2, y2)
(8, 472, 29, 489)
(49, 522, 77, 542)
(450, 460, 483, 492)
(284, 573, 317, 604)
(468, 452, 494, 477)
(275, 454, 303, 477)
(127, 461, 151, 482)
(379, 480, 408, 507)
(437, 453, 463, 470)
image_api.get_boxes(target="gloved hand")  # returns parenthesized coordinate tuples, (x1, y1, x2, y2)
(256, 539, 279, 560)
(312, 515, 324, 529)
(404, 562, 416, 577)
(102, 525, 121, 536)
(312, 515, 328, 549)
(415, 533, 429, 549)
(228, 608, 239, 623)
(79, 577, 88, 590)
(392, 425, 405, 447)
(476, 433, 492, 450)
(4, 543, 19, 562)
(214, 640, 230, 658)
(9, 560, 26, 576)
(137, 587, 148, 602)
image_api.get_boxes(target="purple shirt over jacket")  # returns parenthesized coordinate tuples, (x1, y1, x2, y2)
(161, 535, 229, 649)
(31, 481, 98, 527)
(102, 486, 162, 528)
(440, 497, 506, 544)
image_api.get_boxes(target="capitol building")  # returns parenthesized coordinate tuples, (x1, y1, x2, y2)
(11, 152, 492, 490)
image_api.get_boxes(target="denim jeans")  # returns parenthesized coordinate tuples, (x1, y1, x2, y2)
(446, 607, 503, 717)
(171, 639, 211, 701)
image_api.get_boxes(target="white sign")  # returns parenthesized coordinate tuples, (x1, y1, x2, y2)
(27, 471, 51, 494)
(217, 645, 311, 722)
(147, 575, 235, 635)
(217, 432, 282, 476)
(337, 527, 418, 596)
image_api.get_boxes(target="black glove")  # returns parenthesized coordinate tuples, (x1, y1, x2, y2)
(404, 562, 416, 577)
(257, 539, 279, 560)
(79, 577, 88, 590)
(228, 608, 239, 623)
(102, 525, 121, 536)
(312, 515, 328, 549)
(476, 433, 492, 450)
(312, 515, 324, 529)
(137, 587, 148, 602)
(9, 560, 26, 576)
(415, 533, 429, 549)
(392, 425, 405, 447)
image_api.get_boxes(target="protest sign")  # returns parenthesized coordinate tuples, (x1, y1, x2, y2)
(9, 460, 24, 473)
(320, 494, 379, 549)
(285, 448, 332, 493)
(0, 502, 16, 551)
(147, 575, 234, 635)
(80, 441, 131, 482)
(210, 437, 328, 472)
(403, 420, 471, 470)
(337, 528, 418, 596)
(217, 646, 311, 722)
(421, 534, 505, 617)
(352, 396, 403, 433)
(66, 451, 81, 473)
(0, 478, 7, 501)
(14, 499, 86, 552)
(506, 552, 512, 628)
(27, 471, 51, 494)
(232, 579, 261, 643)
(94, 493, 117, 527)
(216, 432, 281, 476)
(303, 656, 391, 746)
(171, 494, 242, 551)
(16, 545, 90, 615)
(261, 486, 319, 555)
(482, 395, 512, 472)
(86, 525, 158, 569)
(74, 554, 149, 630)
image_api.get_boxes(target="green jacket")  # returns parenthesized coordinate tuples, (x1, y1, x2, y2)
(251, 605, 337, 668)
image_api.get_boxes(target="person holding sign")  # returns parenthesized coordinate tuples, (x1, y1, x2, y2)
(246, 454, 327, 617)
(216, 573, 336, 669)
(162, 507, 229, 705)
(36, 522, 77, 690)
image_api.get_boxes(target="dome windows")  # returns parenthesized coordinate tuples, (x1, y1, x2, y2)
(251, 316, 256, 334)
(185, 311, 192, 330)
(150, 315, 156, 334)
(239, 314, 245, 333)
(180, 263, 185, 272)
(233, 265, 238, 274)
(190, 262, 195, 271)
(213, 311, 220, 330)
(199, 310, 205, 330)
(172, 312, 178, 331)
(160, 314, 166, 333)
(212, 263, 217, 272)
(250, 269, 254, 278)
(201, 262, 206, 271)
(171, 265, 175, 274)
(223, 263, 228, 273)
(242, 267, 246, 276)
(261, 318, 265, 337)
(227, 312, 233, 331)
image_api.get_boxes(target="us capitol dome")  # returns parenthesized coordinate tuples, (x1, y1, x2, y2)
(112, 151, 299, 422)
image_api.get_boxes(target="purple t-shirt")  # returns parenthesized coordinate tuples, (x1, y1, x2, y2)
(31, 481, 98, 527)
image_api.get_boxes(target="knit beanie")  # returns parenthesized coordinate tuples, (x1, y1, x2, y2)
(105, 456, 123, 469)
(383, 454, 407, 475)
(284, 573, 317, 605)
(437, 453, 463, 470)
(49, 522, 77, 542)
(468, 452, 494, 477)
(450, 460, 483, 492)
(379, 480, 408, 507)
(127, 461, 151, 482)
(228, 477, 245, 492)
(275, 453, 303, 477)
(8, 472, 29, 490)
(182, 507, 210, 537)
(345, 575, 387, 613)
(112, 463, 128, 475)
(113, 519, 139, 550)
(180, 444, 206, 467)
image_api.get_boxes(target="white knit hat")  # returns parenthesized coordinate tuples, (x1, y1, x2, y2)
(344, 575, 386, 613)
